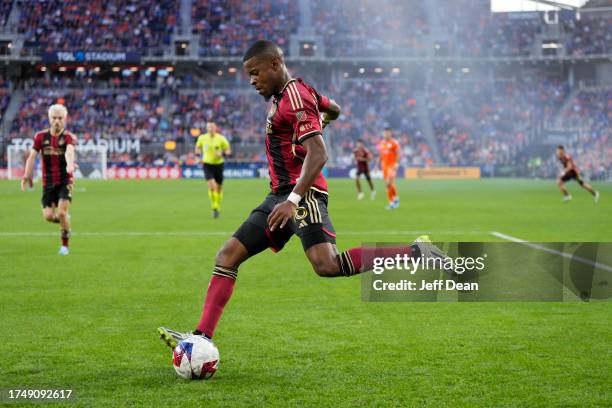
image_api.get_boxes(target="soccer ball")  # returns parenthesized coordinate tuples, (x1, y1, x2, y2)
(172, 335, 220, 380)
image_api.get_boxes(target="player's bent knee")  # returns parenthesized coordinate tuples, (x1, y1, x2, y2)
(311, 260, 340, 278)
(215, 238, 247, 269)
(43, 212, 54, 222)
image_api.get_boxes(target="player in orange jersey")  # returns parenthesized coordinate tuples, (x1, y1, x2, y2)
(377, 127, 400, 209)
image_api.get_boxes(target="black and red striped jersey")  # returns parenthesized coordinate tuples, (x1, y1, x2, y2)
(354, 146, 372, 163)
(559, 153, 579, 173)
(32, 129, 75, 186)
(265, 78, 329, 194)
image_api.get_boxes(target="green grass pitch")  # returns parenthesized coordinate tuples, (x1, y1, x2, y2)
(1, 178, 610, 407)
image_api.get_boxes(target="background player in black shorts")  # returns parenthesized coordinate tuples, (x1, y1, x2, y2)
(354, 139, 376, 200)
(21, 104, 77, 255)
(556, 145, 599, 203)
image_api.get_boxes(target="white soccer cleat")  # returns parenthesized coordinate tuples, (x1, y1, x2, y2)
(594, 191, 600, 203)
(562, 195, 572, 202)
(357, 192, 364, 200)
(58, 246, 69, 255)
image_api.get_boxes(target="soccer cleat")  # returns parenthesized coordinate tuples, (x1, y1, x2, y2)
(158, 327, 191, 349)
(370, 191, 376, 200)
(357, 192, 364, 200)
(58, 246, 69, 255)
(594, 191, 600, 203)
(413, 235, 457, 274)
(213, 209, 220, 218)
(562, 195, 572, 202)
(393, 197, 400, 208)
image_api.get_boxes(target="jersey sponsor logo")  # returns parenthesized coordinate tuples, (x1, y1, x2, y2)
(299, 122, 313, 132)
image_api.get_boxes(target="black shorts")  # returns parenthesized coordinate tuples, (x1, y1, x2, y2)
(233, 189, 337, 255)
(356, 164, 370, 177)
(561, 170, 584, 185)
(203, 163, 224, 185)
(41, 183, 73, 208)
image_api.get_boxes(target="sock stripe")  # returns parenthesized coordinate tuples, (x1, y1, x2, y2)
(339, 252, 356, 276)
(212, 265, 238, 280)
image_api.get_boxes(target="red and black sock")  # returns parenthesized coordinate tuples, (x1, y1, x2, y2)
(337, 244, 421, 276)
(195, 266, 237, 339)
(61, 229, 70, 247)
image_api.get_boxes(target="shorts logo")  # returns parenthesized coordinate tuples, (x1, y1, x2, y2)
(296, 111, 305, 121)
(294, 206, 308, 221)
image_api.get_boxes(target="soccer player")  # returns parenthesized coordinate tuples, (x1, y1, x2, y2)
(556, 145, 599, 203)
(195, 122, 231, 218)
(158, 40, 445, 350)
(354, 139, 375, 200)
(378, 127, 400, 209)
(21, 104, 76, 255)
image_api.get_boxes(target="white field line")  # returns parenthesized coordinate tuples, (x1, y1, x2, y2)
(491, 231, 612, 273)
(0, 230, 488, 237)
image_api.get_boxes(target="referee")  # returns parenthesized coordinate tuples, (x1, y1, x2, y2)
(195, 122, 231, 218)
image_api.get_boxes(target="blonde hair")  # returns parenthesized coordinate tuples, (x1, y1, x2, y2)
(48, 104, 68, 118)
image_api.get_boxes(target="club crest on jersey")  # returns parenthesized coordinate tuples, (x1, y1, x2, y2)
(59, 139, 65, 146)
(295, 111, 305, 121)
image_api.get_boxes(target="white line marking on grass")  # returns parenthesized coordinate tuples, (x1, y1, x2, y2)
(491, 231, 612, 273)
(0, 230, 488, 237)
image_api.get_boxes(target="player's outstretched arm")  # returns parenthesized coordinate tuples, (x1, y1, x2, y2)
(21, 149, 37, 191)
(267, 135, 328, 231)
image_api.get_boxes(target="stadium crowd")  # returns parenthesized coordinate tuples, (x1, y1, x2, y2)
(427, 75, 568, 166)
(544, 87, 612, 179)
(10, 89, 167, 142)
(311, 0, 429, 57)
(17, 0, 177, 54)
(192, 0, 297, 57)
(6, 1, 608, 58)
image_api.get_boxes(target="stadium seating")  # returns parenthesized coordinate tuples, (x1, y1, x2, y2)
(192, 0, 298, 56)
(17, 0, 177, 53)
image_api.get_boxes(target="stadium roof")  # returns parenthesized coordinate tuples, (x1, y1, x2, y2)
(491, 0, 590, 12)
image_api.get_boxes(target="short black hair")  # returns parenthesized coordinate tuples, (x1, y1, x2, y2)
(384, 126, 392, 131)
(356, 139, 364, 143)
(557, 145, 565, 150)
(243, 40, 281, 62)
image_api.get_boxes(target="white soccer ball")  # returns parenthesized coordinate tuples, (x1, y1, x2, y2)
(172, 335, 220, 380)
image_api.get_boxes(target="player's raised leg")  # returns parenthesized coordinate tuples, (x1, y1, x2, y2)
(577, 177, 599, 202)
(305, 237, 446, 277)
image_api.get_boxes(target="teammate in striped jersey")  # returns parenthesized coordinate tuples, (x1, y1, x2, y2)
(556, 145, 599, 203)
(158, 41, 447, 350)
(21, 104, 76, 255)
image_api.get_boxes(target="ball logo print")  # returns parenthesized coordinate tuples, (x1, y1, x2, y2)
(172, 336, 219, 380)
